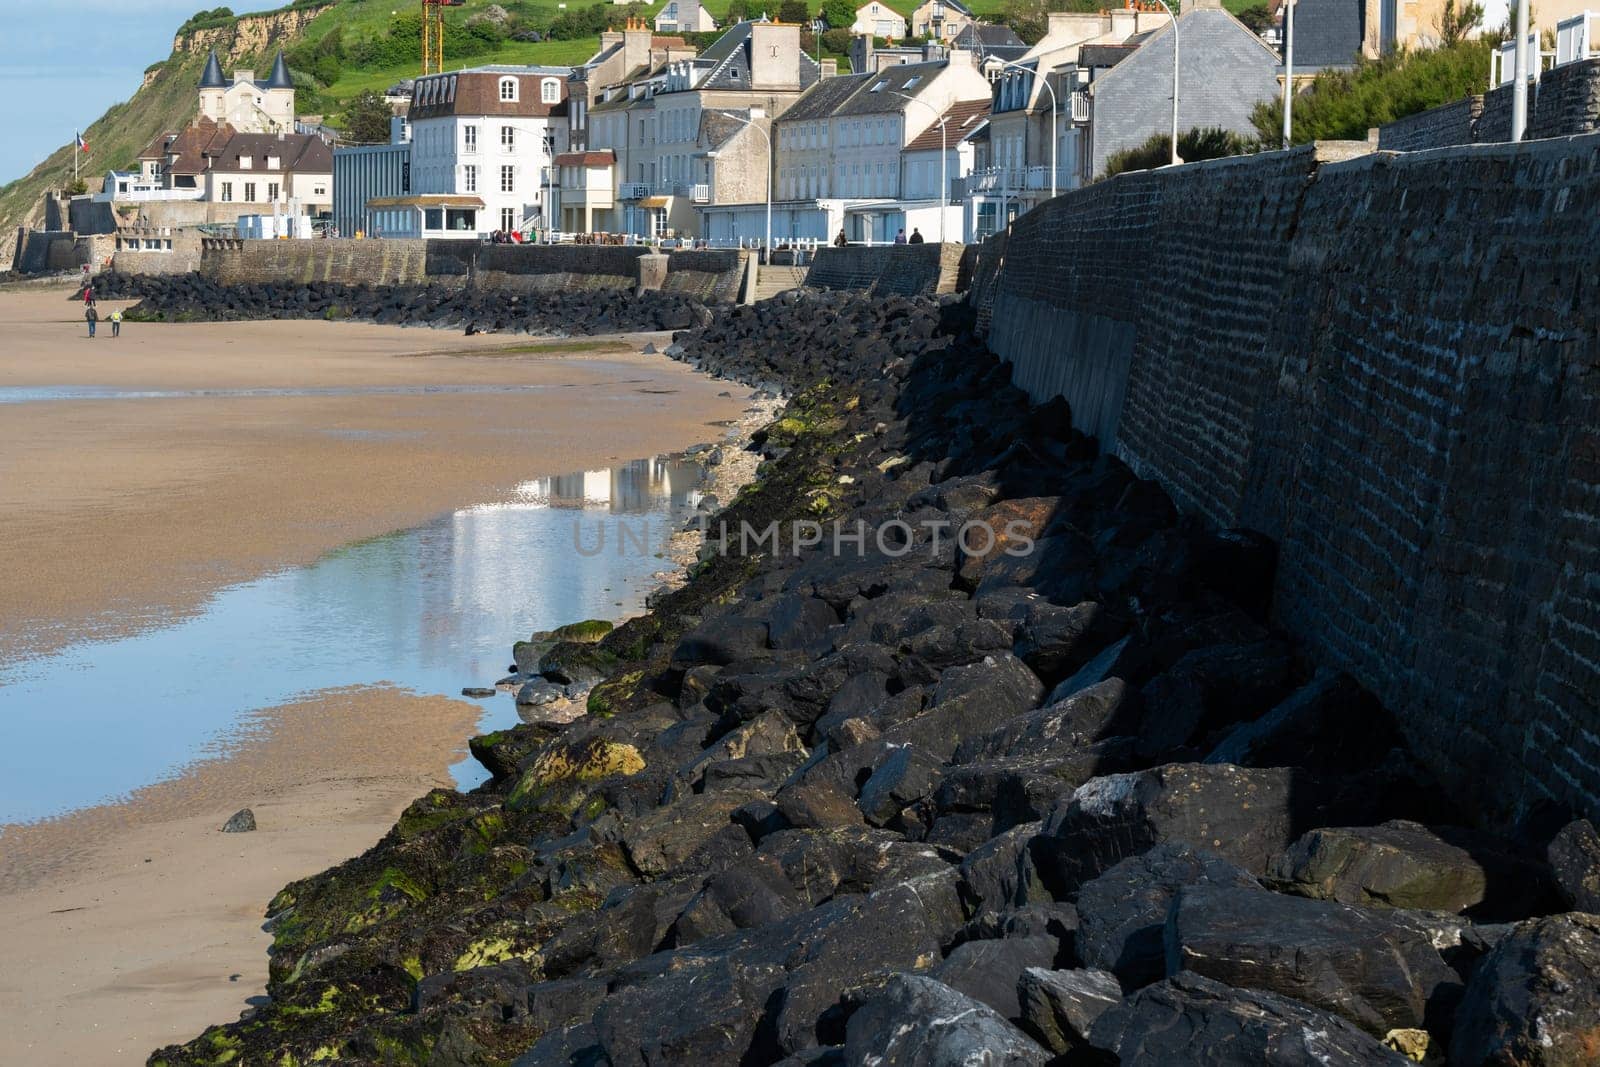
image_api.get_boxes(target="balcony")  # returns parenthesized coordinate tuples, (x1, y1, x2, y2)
(1070, 91, 1090, 123)
(691, 183, 710, 203)
(955, 166, 1073, 196)
(619, 182, 649, 199)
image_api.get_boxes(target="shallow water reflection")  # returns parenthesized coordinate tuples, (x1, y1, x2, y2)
(0, 456, 706, 825)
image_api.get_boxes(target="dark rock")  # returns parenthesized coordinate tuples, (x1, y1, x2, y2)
(1013, 600, 1127, 685)
(1167, 884, 1463, 1035)
(621, 791, 760, 878)
(1087, 972, 1409, 1066)
(221, 808, 256, 833)
(593, 955, 785, 1066)
(511, 1022, 606, 1067)
(763, 593, 839, 652)
(461, 686, 497, 698)
(1449, 913, 1600, 1067)
(953, 678, 1133, 764)
(857, 744, 944, 825)
(515, 679, 566, 707)
(932, 935, 1060, 1022)
(1017, 967, 1122, 1055)
(882, 653, 1045, 760)
(1203, 668, 1400, 774)
(1266, 820, 1489, 914)
(672, 613, 771, 666)
(701, 751, 809, 793)
(1076, 843, 1259, 990)
(1548, 818, 1600, 913)
(842, 974, 1051, 1065)
(959, 823, 1049, 915)
(1035, 763, 1323, 895)
(776, 778, 866, 830)
(525, 977, 609, 1034)
(1134, 639, 1293, 759)
(758, 827, 949, 902)
(668, 862, 806, 946)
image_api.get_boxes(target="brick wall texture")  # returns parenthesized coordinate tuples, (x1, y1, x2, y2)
(975, 135, 1600, 827)
(1378, 56, 1600, 150)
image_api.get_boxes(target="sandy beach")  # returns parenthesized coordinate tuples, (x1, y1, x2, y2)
(0, 285, 746, 1063)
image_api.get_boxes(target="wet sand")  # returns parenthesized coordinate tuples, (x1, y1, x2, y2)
(0, 285, 747, 1064)
(0, 288, 745, 663)
(0, 687, 480, 1064)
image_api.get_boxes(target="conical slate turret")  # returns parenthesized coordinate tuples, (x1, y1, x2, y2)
(265, 50, 293, 89)
(199, 49, 226, 88)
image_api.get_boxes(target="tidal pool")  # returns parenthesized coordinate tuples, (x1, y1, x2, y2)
(0, 455, 708, 825)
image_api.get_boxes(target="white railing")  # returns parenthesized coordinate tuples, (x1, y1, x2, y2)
(619, 182, 649, 199)
(1556, 11, 1600, 65)
(98, 186, 206, 204)
(957, 165, 1073, 194)
(691, 183, 710, 203)
(1070, 91, 1090, 122)
(1491, 36, 1557, 87)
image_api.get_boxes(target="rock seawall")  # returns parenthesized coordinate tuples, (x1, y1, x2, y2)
(144, 290, 1600, 1067)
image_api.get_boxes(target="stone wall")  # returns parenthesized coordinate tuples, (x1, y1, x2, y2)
(11, 230, 80, 273)
(111, 228, 204, 275)
(183, 239, 746, 299)
(804, 243, 963, 296)
(975, 135, 1600, 827)
(1377, 56, 1600, 149)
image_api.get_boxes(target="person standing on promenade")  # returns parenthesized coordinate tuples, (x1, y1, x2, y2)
(110, 309, 122, 338)
(85, 305, 98, 338)
(908, 227, 925, 244)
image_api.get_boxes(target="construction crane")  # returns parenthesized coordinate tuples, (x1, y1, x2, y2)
(422, 0, 465, 75)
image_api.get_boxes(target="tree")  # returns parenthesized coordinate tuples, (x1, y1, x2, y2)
(1104, 126, 1247, 176)
(822, 0, 856, 29)
(1439, 0, 1485, 44)
(1250, 39, 1490, 144)
(725, 0, 751, 21)
(342, 90, 394, 145)
(778, 0, 810, 24)
(1235, 3, 1273, 33)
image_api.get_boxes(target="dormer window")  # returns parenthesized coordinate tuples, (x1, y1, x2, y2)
(870, 79, 887, 92)
(541, 78, 560, 103)
(239, 155, 253, 169)
(448, 75, 457, 102)
(500, 77, 519, 102)
(902, 75, 920, 89)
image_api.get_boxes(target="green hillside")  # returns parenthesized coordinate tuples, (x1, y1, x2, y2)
(0, 0, 978, 259)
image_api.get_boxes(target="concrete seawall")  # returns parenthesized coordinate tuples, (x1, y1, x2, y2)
(804, 243, 964, 296)
(123, 239, 751, 302)
(973, 135, 1600, 826)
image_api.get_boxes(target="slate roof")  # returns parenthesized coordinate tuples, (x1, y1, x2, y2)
(1078, 43, 1139, 69)
(901, 97, 990, 150)
(954, 22, 1026, 50)
(778, 71, 872, 122)
(700, 108, 754, 148)
(265, 51, 293, 89)
(834, 60, 948, 117)
(211, 131, 332, 174)
(199, 50, 226, 88)
(1291, 0, 1362, 69)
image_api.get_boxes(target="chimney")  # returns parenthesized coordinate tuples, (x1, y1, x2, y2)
(820, 58, 839, 78)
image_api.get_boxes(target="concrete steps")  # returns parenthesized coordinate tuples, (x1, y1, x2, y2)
(751, 263, 808, 301)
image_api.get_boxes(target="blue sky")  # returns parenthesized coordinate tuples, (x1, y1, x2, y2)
(0, 1, 200, 185)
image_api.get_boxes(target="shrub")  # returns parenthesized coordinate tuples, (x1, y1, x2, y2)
(1250, 40, 1491, 144)
(1104, 126, 1249, 176)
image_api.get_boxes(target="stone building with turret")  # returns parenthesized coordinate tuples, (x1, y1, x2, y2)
(197, 49, 297, 134)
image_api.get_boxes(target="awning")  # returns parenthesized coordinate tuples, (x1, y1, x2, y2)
(367, 194, 485, 209)
(640, 196, 670, 208)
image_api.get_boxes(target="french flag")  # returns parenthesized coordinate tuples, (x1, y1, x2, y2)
(76, 131, 88, 153)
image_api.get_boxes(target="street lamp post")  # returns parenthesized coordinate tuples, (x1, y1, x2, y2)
(715, 107, 773, 256)
(1281, 0, 1295, 148)
(1512, 0, 1531, 140)
(890, 91, 948, 243)
(1145, 0, 1181, 166)
(993, 59, 1058, 200)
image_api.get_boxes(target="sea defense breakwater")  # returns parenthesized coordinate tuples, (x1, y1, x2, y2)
(147, 289, 1600, 1066)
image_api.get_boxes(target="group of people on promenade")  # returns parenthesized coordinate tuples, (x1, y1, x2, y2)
(831, 227, 925, 247)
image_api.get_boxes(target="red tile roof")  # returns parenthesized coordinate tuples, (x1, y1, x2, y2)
(901, 98, 990, 152)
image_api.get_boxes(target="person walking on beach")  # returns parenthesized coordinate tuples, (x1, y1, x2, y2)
(110, 309, 122, 338)
(85, 305, 98, 338)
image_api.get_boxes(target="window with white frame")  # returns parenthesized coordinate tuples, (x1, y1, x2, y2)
(501, 207, 517, 230)
(267, 181, 280, 200)
(502, 125, 516, 152)
(541, 78, 560, 104)
(244, 181, 256, 201)
(501, 165, 515, 192)
(500, 77, 518, 102)
(464, 164, 477, 192)
(464, 124, 478, 153)
(221, 181, 233, 202)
